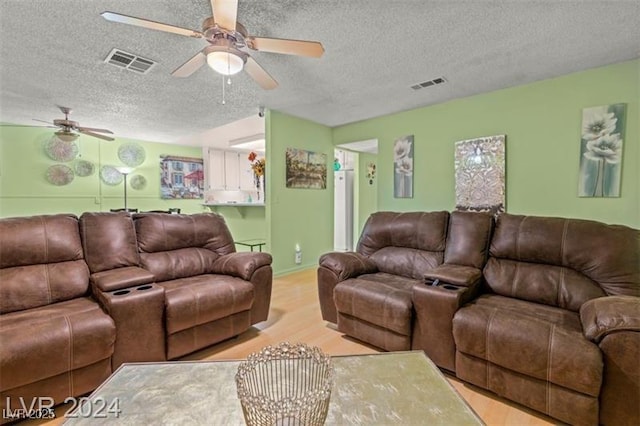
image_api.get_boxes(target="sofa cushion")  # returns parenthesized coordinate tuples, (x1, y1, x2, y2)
(80, 212, 140, 273)
(0, 214, 89, 313)
(369, 247, 443, 280)
(357, 211, 449, 256)
(334, 275, 420, 336)
(487, 214, 640, 304)
(140, 248, 219, 282)
(159, 275, 254, 334)
(444, 211, 493, 269)
(135, 213, 235, 255)
(453, 295, 603, 397)
(0, 297, 115, 391)
(484, 258, 606, 311)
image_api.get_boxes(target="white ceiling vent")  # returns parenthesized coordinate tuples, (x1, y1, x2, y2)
(104, 48, 156, 74)
(411, 77, 446, 91)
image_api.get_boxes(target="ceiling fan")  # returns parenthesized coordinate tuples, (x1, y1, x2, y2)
(101, 0, 325, 90)
(1, 106, 115, 141)
(39, 107, 114, 141)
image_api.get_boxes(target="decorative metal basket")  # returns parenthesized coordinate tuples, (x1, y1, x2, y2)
(235, 342, 333, 426)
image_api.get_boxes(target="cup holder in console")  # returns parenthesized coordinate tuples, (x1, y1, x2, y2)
(137, 285, 153, 291)
(441, 284, 461, 291)
(113, 290, 131, 296)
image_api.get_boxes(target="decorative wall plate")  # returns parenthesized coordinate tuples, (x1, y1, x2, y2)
(100, 165, 124, 185)
(44, 137, 79, 162)
(130, 174, 147, 190)
(74, 160, 95, 177)
(46, 164, 74, 186)
(118, 143, 146, 167)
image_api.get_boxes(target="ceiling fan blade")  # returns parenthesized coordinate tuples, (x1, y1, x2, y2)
(78, 129, 115, 141)
(171, 51, 206, 77)
(211, 0, 238, 31)
(101, 11, 203, 39)
(77, 126, 114, 134)
(244, 56, 278, 90)
(0, 123, 54, 128)
(247, 37, 324, 58)
(33, 119, 56, 125)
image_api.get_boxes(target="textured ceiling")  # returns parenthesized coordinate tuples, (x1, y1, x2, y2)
(1, 0, 638, 145)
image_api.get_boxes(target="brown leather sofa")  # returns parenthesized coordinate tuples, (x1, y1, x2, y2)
(318, 211, 639, 426)
(0, 215, 116, 421)
(1, 211, 272, 420)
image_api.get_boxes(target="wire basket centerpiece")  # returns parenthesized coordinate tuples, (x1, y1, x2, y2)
(235, 342, 333, 426)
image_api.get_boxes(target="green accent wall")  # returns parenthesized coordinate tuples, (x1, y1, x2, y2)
(1, 60, 637, 278)
(333, 60, 639, 228)
(266, 110, 334, 275)
(0, 127, 265, 241)
(357, 152, 378, 239)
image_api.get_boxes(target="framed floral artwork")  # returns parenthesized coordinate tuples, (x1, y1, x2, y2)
(393, 135, 413, 198)
(454, 135, 506, 215)
(578, 104, 625, 197)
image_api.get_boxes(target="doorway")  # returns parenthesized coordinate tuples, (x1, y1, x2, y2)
(333, 139, 378, 252)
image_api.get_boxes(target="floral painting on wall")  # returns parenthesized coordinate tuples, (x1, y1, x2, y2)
(393, 135, 414, 198)
(578, 104, 625, 197)
(454, 135, 506, 215)
(285, 148, 327, 189)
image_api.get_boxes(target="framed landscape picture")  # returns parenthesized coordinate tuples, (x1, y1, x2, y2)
(285, 148, 327, 189)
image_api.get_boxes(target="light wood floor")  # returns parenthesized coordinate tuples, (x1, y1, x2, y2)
(24, 268, 558, 425)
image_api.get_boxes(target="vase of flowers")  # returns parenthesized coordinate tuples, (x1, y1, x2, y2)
(248, 151, 266, 201)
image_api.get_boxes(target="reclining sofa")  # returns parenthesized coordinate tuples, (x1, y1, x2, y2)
(318, 211, 639, 425)
(0, 212, 272, 421)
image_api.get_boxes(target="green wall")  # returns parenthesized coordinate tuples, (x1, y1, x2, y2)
(333, 60, 639, 228)
(266, 110, 334, 275)
(0, 127, 266, 241)
(356, 152, 378, 238)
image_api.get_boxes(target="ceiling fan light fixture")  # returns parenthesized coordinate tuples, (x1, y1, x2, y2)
(207, 50, 244, 76)
(54, 130, 79, 142)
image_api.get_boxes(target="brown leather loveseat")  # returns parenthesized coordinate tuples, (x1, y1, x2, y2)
(1, 211, 272, 420)
(318, 211, 639, 426)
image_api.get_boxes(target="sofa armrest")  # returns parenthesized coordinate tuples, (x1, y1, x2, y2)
(211, 252, 272, 281)
(580, 296, 640, 342)
(92, 283, 166, 368)
(318, 252, 377, 281)
(412, 280, 482, 371)
(90, 266, 155, 292)
(423, 264, 482, 287)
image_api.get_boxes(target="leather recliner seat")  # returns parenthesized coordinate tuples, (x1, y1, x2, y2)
(133, 212, 272, 359)
(0, 215, 116, 420)
(452, 214, 640, 425)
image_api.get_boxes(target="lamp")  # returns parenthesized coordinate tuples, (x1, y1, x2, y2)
(205, 42, 245, 76)
(115, 167, 135, 211)
(207, 51, 244, 75)
(54, 130, 79, 142)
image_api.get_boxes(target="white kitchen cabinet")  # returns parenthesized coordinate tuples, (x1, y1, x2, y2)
(207, 149, 258, 192)
(208, 149, 226, 190)
(224, 151, 241, 190)
(239, 159, 256, 191)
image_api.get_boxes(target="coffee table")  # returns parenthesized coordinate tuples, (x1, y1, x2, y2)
(64, 351, 482, 425)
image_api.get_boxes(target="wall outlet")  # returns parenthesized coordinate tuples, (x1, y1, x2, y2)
(295, 244, 302, 265)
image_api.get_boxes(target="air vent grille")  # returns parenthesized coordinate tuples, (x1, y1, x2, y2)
(104, 48, 156, 74)
(411, 76, 446, 91)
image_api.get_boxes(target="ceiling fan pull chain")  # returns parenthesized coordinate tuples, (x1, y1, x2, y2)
(222, 74, 226, 105)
